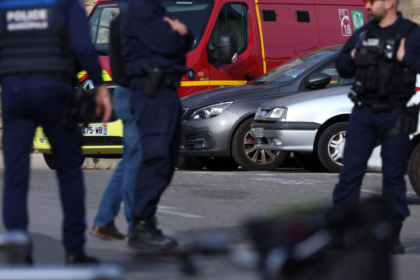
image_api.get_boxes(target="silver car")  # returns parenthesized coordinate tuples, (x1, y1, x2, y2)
(179, 46, 350, 171)
(251, 74, 420, 191)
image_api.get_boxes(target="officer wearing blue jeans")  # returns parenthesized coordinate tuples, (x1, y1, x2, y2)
(91, 13, 142, 240)
(0, 0, 112, 263)
(91, 86, 142, 238)
(121, 0, 193, 250)
(333, 0, 420, 254)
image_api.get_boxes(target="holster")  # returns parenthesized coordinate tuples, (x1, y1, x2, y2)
(141, 64, 164, 98)
(380, 104, 420, 142)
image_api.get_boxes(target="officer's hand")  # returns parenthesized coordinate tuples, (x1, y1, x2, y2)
(397, 38, 406, 62)
(95, 84, 113, 123)
(163, 17, 188, 36)
(351, 49, 356, 59)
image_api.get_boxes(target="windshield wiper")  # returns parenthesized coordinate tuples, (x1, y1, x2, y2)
(251, 80, 265, 85)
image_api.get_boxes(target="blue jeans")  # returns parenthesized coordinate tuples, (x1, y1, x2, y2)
(93, 86, 142, 232)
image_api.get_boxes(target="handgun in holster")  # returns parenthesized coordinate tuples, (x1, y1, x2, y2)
(142, 63, 165, 98)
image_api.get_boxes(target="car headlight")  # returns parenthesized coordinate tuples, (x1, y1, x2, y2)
(255, 107, 287, 121)
(189, 102, 233, 120)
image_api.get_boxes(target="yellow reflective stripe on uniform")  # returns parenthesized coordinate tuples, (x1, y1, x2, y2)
(180, 80, 248, 87)
(75, 70, 112, 82)
(76, 70, 87, 79)
(102, 70, 112, 82)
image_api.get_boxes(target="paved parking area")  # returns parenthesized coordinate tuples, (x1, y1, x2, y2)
(1, 168, 420, 279)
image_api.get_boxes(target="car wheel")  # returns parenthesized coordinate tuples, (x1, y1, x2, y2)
(197, 158, 238, 171)
(317, 122, 348, 173)
(293, 152, 328, 172)
(176, 157, 203, 170)
(232, 118, 287, 171)
(408, 142, 420, 197)
(43, 154, 85, 170)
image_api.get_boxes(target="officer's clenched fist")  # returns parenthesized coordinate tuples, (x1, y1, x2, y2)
(163, 17, 188, 36)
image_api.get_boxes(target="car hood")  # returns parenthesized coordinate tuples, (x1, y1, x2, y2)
(260, 86, 352, 110)
(180, 83, 279, 109)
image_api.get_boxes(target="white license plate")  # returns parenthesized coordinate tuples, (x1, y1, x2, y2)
(82, 125, 107, 136)
(253, 128, 264, 138)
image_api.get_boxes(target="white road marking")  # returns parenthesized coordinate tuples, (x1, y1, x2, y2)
(361, 189, 417, 196)
(252, 178, 324, 185)
(157, 209, 203, 219)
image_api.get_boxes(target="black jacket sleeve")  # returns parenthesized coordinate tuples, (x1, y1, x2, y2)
(335, 27, 366, 78)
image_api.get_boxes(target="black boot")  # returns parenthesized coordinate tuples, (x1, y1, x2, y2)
(389, 219, 405, 255)
(128, 217, 178, 251)
(66, 252, 99, 264)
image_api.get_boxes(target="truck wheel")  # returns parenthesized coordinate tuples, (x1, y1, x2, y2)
(408, 143, 420, 197)
(294, 152, 328, 172)
(318, 122, 348, 173)
(43, 154, 85, 170)
(197, 158, 238, 171)
(232, 118, 287, 171)
(176, 157, 203, 170)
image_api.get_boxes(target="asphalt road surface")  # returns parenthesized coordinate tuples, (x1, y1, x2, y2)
(1, 168, 420, 279)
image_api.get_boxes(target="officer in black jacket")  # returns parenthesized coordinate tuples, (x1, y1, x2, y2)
(0, 0, 112, 263)
(333, 0, 420, 254)
(121, 0, 193, 250)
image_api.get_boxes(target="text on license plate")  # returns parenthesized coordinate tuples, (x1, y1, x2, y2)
(82, 125, 107, 136)
(253, 128, 264, 138)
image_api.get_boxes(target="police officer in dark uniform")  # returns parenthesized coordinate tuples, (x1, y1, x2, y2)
(333, 0, 420, 254)
(0, 0, 112, 262)
(121, 0, 193, 250)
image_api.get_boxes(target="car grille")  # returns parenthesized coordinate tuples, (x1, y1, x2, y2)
(185, 133, 208, 150)
(83, 136, 122, 146)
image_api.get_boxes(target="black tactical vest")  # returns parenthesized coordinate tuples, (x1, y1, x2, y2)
(353, 19, 418, 99)
(0, 1, 74, 76)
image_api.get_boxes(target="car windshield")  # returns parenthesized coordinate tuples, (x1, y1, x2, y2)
(88, 0, 213, 55)
(254, 48, 339, 85)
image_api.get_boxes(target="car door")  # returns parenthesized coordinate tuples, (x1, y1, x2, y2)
(208, 2, 260, 89)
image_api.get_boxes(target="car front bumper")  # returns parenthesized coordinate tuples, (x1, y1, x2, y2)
(33, 119, 124, 157)
(179, 111, 239, 157)
(251, 121, 321, 152)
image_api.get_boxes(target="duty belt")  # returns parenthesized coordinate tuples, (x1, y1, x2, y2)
(132, 76, 180, 90)
(348, 93, 407, 114)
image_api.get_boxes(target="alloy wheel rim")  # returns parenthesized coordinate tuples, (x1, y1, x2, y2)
(328, 131, 346, 166)
(243, 130, 281, 165)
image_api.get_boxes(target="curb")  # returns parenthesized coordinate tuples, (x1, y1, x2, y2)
(0, 154, 121, 170)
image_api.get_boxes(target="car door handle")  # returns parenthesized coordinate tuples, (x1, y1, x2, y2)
(244, 75, 257, 80)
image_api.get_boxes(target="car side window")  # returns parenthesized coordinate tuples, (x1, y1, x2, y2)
(211, 3, 248, 54)
(316, 62, 355, 89)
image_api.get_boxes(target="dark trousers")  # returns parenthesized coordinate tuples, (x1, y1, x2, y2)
(333, 105, 410, 220)
(1, 76, 86, 254)
(130, 81, 181, 220)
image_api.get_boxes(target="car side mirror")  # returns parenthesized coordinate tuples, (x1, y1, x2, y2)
(305, 73, 331, 90)
(207, 34, 238, 69)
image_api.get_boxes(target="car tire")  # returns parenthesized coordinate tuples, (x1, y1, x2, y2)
(176, 157, 203, 170)
(317, 122, 348, 173)
(197, 158, 238, 171)
(43, 154, 85, 170)
(294, 152, 328, 172)
(232, 118, 287, 171)
(408, 143, 420, 197)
